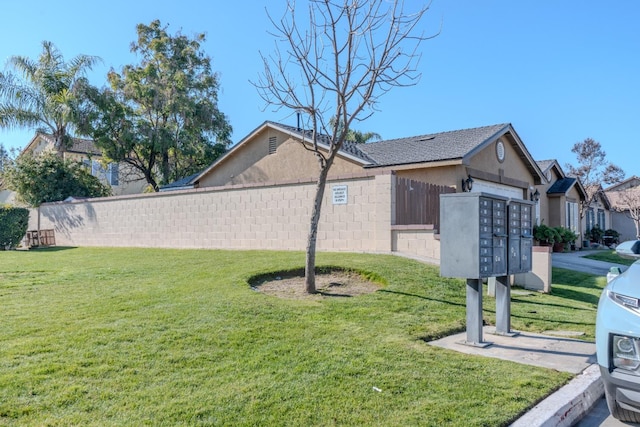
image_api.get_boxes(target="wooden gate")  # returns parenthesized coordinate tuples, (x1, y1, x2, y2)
(395, 177, 455, 230)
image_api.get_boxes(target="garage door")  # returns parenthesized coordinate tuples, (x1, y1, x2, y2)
(470, 179, 523, 200)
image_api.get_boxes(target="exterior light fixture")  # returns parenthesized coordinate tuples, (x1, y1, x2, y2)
(530, 189, 540, 203)
(462, 175, 474, 192)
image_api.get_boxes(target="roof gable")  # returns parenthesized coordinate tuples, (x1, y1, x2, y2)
(23, 133, 101, 156)
(536, 159, 566, 183)
(357, 123, 509, 167)
(195, 121, 546, 185)
(605, 175, 640, 192)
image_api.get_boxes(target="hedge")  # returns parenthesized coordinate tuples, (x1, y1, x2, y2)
(0, 205, 29, 250)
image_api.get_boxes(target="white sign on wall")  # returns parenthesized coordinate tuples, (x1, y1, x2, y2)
(332, 185, 348, 205)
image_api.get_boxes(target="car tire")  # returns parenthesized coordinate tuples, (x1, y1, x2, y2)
(605, 389, 640, 422)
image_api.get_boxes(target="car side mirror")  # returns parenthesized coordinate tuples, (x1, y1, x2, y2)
(615, 240, 640, 260)
(607, 266, 623, 283)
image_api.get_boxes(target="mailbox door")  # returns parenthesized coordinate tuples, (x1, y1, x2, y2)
(507, 201, 534, 274)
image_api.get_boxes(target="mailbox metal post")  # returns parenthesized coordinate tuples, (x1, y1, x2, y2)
(466, 278, 490, 347)
(494, 275, 516, 336)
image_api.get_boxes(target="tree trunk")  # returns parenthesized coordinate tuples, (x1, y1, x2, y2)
(305, 167, 330, 294)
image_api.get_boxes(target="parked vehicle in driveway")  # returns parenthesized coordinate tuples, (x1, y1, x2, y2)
(596, 240, 640, 422)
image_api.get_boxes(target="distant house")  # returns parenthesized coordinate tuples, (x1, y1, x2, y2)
(20, 133, 147, 196)
(535, 160, 587, 246)
(583, 184, 612, 233)
(605, 176, 640, 241)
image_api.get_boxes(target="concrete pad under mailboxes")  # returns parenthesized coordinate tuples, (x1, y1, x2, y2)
(427, 326, 595, 374)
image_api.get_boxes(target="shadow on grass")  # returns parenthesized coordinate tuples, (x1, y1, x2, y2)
(378, 289, 466, 308)
(510, 312, 595, 328)
(511, 297, 598, 311)
(23, 246, 78, 252)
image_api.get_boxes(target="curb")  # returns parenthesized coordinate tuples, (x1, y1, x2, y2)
(510, 364, 604, 427)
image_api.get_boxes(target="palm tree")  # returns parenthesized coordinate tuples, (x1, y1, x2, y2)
(0, 41, 100, 150)
(328, 117, 382, 144)
(346, 129, 382, 144)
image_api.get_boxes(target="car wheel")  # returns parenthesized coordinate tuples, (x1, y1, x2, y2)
(605, 389, 640, 422)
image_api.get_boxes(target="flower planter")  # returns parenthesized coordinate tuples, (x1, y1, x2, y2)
(553, 242, 565, 253)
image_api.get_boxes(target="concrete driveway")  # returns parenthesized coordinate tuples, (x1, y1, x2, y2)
(551, 250, 628, 276)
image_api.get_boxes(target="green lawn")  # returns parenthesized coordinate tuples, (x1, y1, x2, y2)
(583, 249, 637, 266)
(0, 247, 603, 426)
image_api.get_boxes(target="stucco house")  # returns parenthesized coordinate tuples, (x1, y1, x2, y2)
(605, 176, 640, 241)
(534, 160, 587, 247)
(191, 121, 540, 193)
(19, 133, 147, 197)
(182, 121, 587, 238)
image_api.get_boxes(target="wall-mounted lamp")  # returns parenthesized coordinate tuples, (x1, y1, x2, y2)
(462, 175, 474, 192)
(530, 189, 540, 203)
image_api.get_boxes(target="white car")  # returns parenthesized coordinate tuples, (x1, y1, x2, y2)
(596, 240, 640, 422)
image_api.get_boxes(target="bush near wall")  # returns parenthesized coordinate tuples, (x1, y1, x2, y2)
(0, 205, 29, 250)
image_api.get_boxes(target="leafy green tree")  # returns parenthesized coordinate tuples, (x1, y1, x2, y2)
(0, 143, 10, 174)
(0, 206, 29, 250)
(78, 20, 232, 191)
(3, 151, 111, 207)
(0, 41, 100, 149)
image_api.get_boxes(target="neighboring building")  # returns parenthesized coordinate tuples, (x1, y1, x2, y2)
(189, 120, 556, 226)
(583, 184, 612, 233)
(535, 160, 587, 246)
(605, 176, 640, 241)
(20, 133, 147, 196)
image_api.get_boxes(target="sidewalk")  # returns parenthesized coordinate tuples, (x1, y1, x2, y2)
(428, 326, 602, 426)
(429, 249, 622, 426)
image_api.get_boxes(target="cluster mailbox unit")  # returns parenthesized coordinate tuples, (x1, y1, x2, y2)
(440, 192, 534, 346)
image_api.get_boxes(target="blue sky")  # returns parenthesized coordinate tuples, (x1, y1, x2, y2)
(1, 1, 638, 177)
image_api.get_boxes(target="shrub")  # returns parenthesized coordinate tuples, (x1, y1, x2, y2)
(554, 226, 577, 244)
(604, 229, 620, 243)
(0, 205, 29, 250)
(533, 223, 560, 245)
(587, 225, 604, 243)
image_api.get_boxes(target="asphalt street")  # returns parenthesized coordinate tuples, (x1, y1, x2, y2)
(551, 250, 628, 276)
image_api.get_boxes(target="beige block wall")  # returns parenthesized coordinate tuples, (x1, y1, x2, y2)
(514, 246, 552, 292)
(30, 173, 393, 254)
(391, 225, 440, 261)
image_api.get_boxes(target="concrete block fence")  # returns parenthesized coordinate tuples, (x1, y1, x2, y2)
(29, 172, 438, 257)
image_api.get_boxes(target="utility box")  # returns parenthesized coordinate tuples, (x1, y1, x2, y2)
(439, 193, 534, 278)
(440, 193, 508, 278)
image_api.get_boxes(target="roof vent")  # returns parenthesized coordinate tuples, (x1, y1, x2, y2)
(417, 136, 436, 142)
(268, 136, 277, 154)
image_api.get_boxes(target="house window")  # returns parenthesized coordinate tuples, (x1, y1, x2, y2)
(268, 136, 277, 155)
(566, 201, 579, 233)
(107, 163, 119, 186)
(586, 208, 595, 231)
(597, 209, 606, 230)
(83, 159, 119, 186)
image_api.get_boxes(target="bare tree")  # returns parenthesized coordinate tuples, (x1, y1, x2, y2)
(613, 188, 640, 239)
(566, 137, 625, 221)
(254, 0, 436, 293)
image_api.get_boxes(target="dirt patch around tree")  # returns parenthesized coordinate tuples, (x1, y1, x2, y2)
(251, 270, 381, 300)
